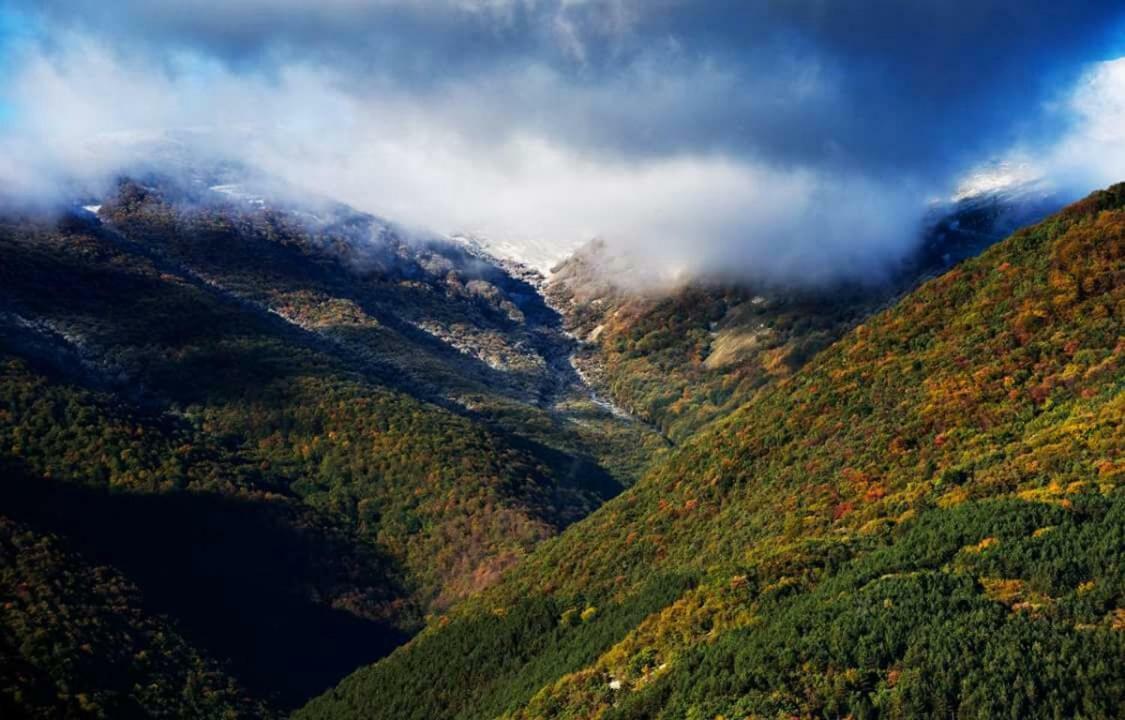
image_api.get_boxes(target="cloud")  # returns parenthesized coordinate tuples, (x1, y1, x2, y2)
(1, 1, 1123, 279)
(959, 57, 1125, 203)
(1044, 58, 1125, 191)
(21, 1, 1120, 173)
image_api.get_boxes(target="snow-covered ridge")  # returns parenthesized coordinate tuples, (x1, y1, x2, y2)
(953, 161, 1043, 201)
(449, 231, 572, 276)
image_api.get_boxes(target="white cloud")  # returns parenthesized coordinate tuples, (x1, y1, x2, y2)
(1046, 57, 1125, 191)
(957, 57, 1125, 201)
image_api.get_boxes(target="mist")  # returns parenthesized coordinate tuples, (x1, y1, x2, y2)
(2, 1, 1124, 283)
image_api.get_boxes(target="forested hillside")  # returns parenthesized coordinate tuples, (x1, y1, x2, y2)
(546, 191, 1059, 441)
(301, 185, 1124, 720)
(0, 178, 659, 713)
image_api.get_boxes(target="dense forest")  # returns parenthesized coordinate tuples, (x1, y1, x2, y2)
(299, 185, 1124, 719)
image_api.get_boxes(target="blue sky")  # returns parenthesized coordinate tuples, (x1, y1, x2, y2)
(0, 9, 33, 125)
(2, 1, 1124, 280)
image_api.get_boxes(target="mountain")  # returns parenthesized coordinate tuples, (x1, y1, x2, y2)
(298, 184, 1124, 719)
(0, 176, 661, 713)
(546, 186, 1064, 442)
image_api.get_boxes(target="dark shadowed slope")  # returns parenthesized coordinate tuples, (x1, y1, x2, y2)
(0, 489, 277, 719)
(0, 457, 406, 710)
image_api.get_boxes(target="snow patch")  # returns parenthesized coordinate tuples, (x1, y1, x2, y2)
(210, 184, 266, 206)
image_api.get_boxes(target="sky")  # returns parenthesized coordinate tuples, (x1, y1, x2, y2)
(1, 1, 1124, 281)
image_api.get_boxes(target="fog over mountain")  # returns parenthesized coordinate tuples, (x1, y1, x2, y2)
(1, 1, 1124, 281)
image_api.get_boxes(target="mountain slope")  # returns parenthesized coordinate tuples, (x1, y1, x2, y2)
(299, 184, 1124, 720)
(0, 178, 660, 709)
(546, 189, 1062, 442)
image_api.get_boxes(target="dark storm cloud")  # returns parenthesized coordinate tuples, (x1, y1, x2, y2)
(22, 0, 1125, 179)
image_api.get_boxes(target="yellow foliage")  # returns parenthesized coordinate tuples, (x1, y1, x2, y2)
(980, 577, 1025, 604)
(937, 486, 969, 508)
(1112, 608, 1125, 631)
(963, 536, 998, 554)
